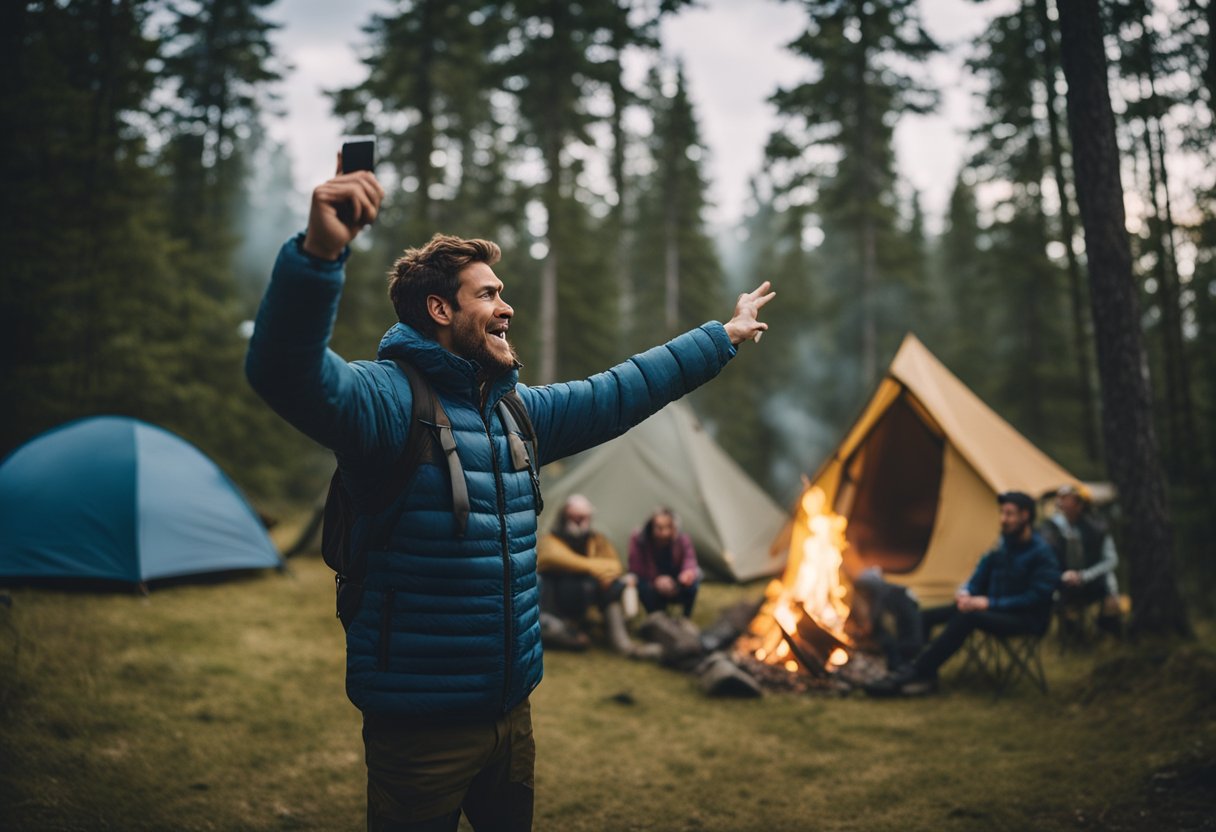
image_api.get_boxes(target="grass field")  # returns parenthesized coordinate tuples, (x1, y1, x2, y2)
(2, 555, 1214, 832)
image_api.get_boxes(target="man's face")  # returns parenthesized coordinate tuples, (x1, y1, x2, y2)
(651, 514, 676, 546)
(999, 502, 1030, 537)
(562, 504, 593, 538)
(448, 262, 516, 375)
(1057, 493, 1083, 522)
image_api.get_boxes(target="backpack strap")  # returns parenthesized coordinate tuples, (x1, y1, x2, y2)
(392, 359, 469, 539)
(329, 361, 468, 630)
(497, 391, 544, 514)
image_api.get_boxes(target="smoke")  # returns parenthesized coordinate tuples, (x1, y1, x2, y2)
(763, 388, 836, 504)
(233, 140, 307, 303)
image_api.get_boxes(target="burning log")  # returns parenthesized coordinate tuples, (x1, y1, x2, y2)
(735, 485, 860, 683)
(785, 611, 851, 678)
(638, 611, 705, 669)
(695, 652, 763, 698)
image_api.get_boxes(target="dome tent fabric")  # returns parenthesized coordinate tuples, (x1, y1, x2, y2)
(538, 401, 789, 582)
(0, 416, 282, 586)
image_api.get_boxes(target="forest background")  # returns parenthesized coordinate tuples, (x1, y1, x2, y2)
(2, 0, 1213, 613)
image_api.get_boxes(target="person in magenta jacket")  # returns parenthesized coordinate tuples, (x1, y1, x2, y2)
(628, 508, 701, 617)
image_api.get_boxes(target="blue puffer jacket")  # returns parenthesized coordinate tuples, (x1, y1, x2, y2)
(966, 531, 1060, 628)
(246, 235, 738, 718)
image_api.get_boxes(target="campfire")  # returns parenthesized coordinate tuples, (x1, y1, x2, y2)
(735, 486, 856, 680)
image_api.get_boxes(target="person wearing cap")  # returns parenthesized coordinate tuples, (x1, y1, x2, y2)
(1040, 484, 1122, 639)
(865, 491, 1060, 696)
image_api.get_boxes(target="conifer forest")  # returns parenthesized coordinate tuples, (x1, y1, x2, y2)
(3, 0, 1214, 630)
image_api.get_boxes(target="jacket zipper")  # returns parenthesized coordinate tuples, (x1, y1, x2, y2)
(378, 588, 396, 672)
(484, 409, 513, 712)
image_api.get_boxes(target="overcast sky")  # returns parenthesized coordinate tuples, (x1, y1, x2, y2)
(264, 0, 1008, 231)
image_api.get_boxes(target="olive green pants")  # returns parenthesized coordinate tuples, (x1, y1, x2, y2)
(363, 699, 535, 832)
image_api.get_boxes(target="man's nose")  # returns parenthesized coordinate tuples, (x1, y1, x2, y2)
(498, 298, 513, 318)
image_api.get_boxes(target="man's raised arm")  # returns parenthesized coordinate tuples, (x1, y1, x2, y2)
(519, 282, 775, 465)
(244, 168, 396, 457)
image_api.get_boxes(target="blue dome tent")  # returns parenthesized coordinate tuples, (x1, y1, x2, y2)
(0, 416, 282, 586)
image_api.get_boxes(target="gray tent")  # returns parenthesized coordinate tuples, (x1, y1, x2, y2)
(539, 402, 789, 582)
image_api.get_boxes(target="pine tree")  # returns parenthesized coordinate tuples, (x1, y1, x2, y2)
(1057, 0, 1191, 638)
(629, 62, 726, 345)
(767, 0, 939, 388)
(1107, 0, 1206, 488)
(934, 171, 1001, 400)
(965, 0, 1077, 449)
(0, 1, 166, 453)
(1034, 0, 1101, 463)
(499, 0, 631, 382)
(155, 0, 321, 499)
(327, 1, 526, 363)
(727, 176, 827, 499)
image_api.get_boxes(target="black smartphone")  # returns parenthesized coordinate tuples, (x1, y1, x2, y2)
(341, 136, 375, 173)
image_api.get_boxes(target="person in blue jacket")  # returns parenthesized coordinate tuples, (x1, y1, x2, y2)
(245, 166, 774, 831)
(864, 491, 1060, 697)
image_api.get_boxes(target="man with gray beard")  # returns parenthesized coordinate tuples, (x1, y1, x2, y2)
(536, 495, 654, 658)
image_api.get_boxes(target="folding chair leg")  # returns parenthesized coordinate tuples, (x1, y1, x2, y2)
(959, 631, 1047, 697)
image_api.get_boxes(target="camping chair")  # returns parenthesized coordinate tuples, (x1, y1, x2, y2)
(958, 630, 1048, 698)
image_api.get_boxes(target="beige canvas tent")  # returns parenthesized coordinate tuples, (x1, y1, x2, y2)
(782, 333, 1083, 605)
(539, 401, 789, 582)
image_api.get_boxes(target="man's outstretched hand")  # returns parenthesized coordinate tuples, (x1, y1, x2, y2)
(301, 161, 385, 261)
(723, 281, 776, 346)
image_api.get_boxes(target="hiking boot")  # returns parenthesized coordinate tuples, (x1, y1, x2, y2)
(864, 666, 936, 698)
(539, 612, 590, 651)
(898, 674, 938, 696)
(628, 642, 664, 661)
(863, 666, 915, 697)
(604, 602, 640, 656)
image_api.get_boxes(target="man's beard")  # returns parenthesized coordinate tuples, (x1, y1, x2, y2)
(557, 519, 591, 554)
(451, 312, 517, 377)
(1001, 522, 1028, 544)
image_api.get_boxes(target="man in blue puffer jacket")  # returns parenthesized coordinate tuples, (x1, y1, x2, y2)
(864, 491, 1060, 697)
(246, 169, 773, 831)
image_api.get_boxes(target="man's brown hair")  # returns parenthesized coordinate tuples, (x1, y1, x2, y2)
(388, 234, 502, 337)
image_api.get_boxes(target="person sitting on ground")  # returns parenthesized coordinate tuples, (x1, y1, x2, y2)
(628, 508, 701, 619)
(864, 491, 1060, 696)
(849, 567, 923, 673)
(536, 495, 653, 658)
(1039, 484, 1122, 639)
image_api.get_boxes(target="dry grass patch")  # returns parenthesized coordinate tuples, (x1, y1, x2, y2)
(1, 558, 1213, 831)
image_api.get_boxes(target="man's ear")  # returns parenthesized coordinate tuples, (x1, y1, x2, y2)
(427, 294, 454, 328)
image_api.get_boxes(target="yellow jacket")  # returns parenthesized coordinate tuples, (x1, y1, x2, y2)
(536, 532, 624, 587)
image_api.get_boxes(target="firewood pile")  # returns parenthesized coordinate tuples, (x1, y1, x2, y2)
(637, 597, 891, 697)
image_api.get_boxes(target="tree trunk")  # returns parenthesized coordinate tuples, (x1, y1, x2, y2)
(536, 0, 567, 384)
(1140, 116, 1185, 475)
(1206, 0, 1216, 106)
(1036, 0, 1100, 463)
(413, 0, 437, 234)
(609, 35, 633, 351)
(856, 31, 877, 387)
(537, 92, 562, 385)
(1150, 112, 1203, 488)
(664, 197, 679, 335)
(539, 241, 558, 383)
(78, 0, 121, 406)
(1056, 0, 1191, 638)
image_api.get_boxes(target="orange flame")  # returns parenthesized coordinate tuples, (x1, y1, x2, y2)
(743, 486, 853, 673)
